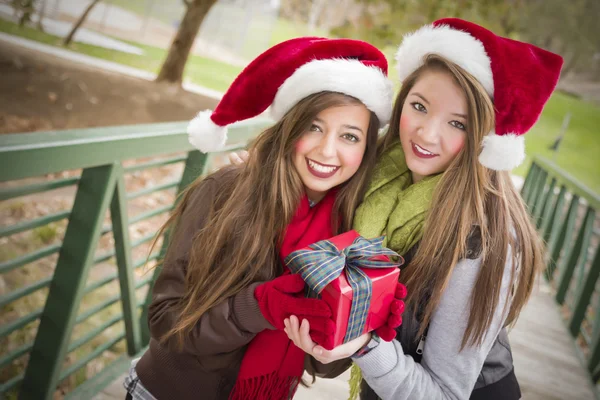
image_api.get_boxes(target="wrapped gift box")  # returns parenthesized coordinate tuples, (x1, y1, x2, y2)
(285, 230, 401, 349)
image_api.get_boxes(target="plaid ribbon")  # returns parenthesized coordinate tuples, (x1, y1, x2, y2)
(284, 236, 400, 343)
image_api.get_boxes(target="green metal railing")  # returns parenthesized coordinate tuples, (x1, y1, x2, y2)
(0, 119, 270, 399)
(521, 156, 600, 383)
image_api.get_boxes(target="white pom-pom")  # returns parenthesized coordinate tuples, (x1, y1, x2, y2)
(479, 133, 525, 171)
(186, 110, 228, 153)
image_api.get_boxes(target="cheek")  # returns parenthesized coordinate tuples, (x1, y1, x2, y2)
(294, 136, 312, 156)
(341, 146, 366, 169)
(445, 134, 466, 157)
(399, 115, 411, 139)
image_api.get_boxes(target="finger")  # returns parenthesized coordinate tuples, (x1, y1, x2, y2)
(239, 150, 250, 162)
(390, 299, 405, 315)
(320, 332, 371, 359)
(395, 283, 408, 299)
(299, 319, 319, 354)
(283, 318, 290, 337)
(376, 325, 396, 341)
(388, 313, 403, 328)
(275, 274, 306, 293)
(228, 152, 242, 165)
(289, 315, 304, 349)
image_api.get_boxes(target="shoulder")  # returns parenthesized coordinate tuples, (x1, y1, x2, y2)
(184, 166, 240, 210)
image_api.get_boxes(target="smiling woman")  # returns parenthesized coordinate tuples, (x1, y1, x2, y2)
(124, 36, 397, 400)
(399, 68, 470, 182)
(293, 102, 372, 203)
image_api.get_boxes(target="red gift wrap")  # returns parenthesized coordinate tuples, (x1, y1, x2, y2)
(287, 230, 400, 349)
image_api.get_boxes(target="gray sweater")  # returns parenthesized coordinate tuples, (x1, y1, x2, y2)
(353, 255, 516, 399)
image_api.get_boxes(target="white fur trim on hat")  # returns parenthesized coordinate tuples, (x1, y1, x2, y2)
(187, 110, 228, 153)
(396, 24, 494, 97)
(271, 59, 394, 124)
(479, 133, 525, 171)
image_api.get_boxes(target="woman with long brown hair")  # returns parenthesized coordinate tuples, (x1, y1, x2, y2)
(124, 37, 403, 400)
(283, 19, 563, 399)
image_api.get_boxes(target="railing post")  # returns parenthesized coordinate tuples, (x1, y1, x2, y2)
(529, 169, 548, 216)
(540, 185, 567, 244)
(139, 150, 209, 345)
(20, 164, 118, 400)
(555, 207, 595, 304)
(534, 177, 556, 229)
(569, 245, 600, 337)
(588, 296, 600, 377)
(546, 195, 580, 281)
(520, 162, 537, 203)
(111, 166, 142, 356)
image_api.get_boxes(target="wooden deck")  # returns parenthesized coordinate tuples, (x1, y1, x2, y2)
(95, 280, 597, 400)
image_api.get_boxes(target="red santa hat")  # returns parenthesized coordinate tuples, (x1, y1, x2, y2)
(395, 18, 564, 171)
(188, 37, 393, 153)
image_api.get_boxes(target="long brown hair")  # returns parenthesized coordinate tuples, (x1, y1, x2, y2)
(381, 55, 544, 349)
(162, 92, 380, 345)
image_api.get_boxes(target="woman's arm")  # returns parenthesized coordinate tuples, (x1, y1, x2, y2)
(352, 255, 515, 399)
(147, 174, 272, 356)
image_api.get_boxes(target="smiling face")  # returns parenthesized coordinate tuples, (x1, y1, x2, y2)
(293, 104, 371, 202)
(399, 69, 468, 182)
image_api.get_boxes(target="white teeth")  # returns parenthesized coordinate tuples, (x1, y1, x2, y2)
(414, 143, 434, 155)
(308, 159, 337, 173)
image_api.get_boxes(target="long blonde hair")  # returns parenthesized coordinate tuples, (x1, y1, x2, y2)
(381, 55, 544, 348)
(161, 92, 381, 345)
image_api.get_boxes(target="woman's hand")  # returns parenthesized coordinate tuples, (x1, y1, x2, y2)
(228, 150, 250, 166)
(284, 315, 371, 364)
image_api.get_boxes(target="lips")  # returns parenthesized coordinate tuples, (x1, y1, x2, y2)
(411, 141, 438, 159)
(306, 158, 340, 179)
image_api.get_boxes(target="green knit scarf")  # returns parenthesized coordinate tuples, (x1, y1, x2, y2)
(347, 141, 441, 400)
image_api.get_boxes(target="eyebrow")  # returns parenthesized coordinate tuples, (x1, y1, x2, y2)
(411, 92, 467, 120)
(314, 118, 365, 135)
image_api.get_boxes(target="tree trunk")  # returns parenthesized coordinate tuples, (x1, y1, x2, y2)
(155, 0, 218, 85)
(62, 0, 102, 46)
(18, 0, 34, 27)
(36, 0, 47, 31)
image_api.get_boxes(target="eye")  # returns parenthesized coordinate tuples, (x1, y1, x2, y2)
(411, 102, 427, 113)
(342, 133, 360, 143)
(450, 120, 466, 130)
(309, 124, 322, 132)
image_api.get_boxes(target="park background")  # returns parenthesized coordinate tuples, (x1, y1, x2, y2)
(0, 0, 599, 399)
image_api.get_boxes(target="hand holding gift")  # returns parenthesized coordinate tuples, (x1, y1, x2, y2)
(254, 274, 336, 341)
(284, 230, 406, 350)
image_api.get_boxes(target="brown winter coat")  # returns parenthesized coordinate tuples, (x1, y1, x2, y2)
(135, 169, 352, 400)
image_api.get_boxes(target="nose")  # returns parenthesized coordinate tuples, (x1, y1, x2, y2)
(417, 118, 441, 144)
(317, 132, 337, 158)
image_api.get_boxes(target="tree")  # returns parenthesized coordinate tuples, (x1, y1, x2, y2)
(332, 0, 527, 48)
(13, 0, 35, 27)
(63, 0, 102, 46)
(519, 0, 600, 78)
(36, 0, 47, 31)
(155, 0, 218, 85)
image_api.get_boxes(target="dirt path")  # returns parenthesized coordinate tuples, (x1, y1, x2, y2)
(0, 40, 218, 134)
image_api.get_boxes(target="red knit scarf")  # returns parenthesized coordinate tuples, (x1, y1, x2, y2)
(229, 191, 337, 400)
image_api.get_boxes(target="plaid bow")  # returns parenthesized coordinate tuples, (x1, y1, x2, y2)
(284, 236, 401, 343)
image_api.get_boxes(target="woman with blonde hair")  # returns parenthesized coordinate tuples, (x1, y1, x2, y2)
(283, 18, 563, 399)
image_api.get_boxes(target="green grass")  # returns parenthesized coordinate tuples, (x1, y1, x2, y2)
(0, 18, 241, 92)
(515, 91, 600, 193)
